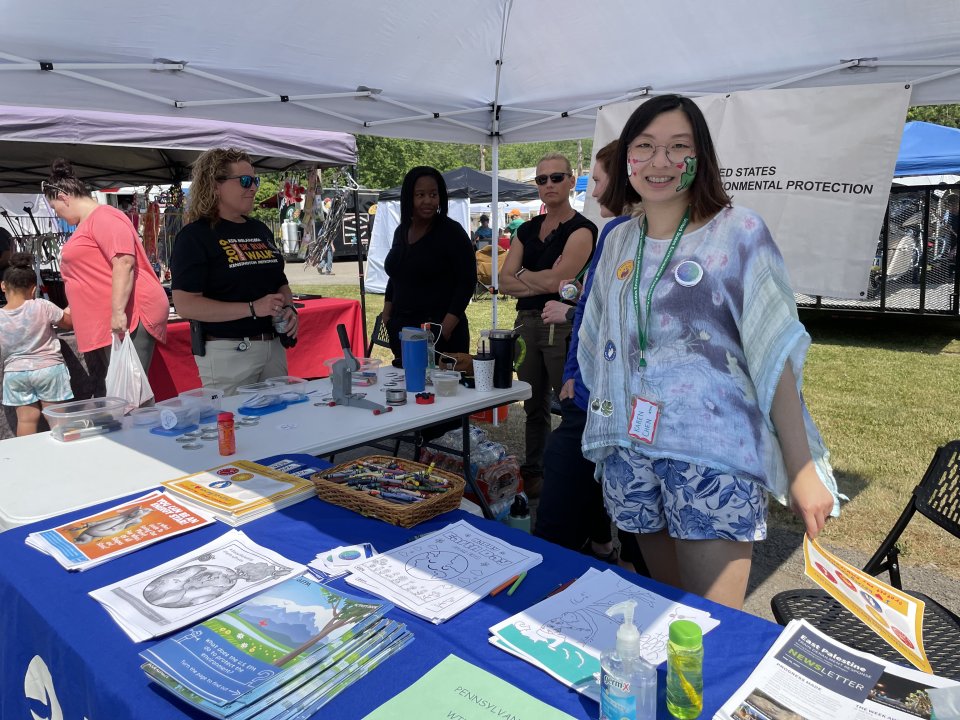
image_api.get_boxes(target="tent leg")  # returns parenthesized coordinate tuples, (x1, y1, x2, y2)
(352, 166, 369, 349)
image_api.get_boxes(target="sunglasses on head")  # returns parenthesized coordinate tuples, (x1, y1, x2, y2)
(534, 172, 571, 186)
(220, 174, 261, 189)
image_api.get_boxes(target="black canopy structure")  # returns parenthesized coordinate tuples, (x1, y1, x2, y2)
(377, 166, 540, 203)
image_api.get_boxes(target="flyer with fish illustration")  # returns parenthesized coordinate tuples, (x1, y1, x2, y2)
(25, 490, 213, 571)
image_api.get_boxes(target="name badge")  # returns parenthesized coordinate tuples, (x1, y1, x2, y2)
(628, 396, 661, 444)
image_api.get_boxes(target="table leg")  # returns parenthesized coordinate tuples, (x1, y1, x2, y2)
(462, 415, 495, 520)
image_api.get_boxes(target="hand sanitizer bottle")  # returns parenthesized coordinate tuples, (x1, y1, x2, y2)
(600, 599, 657, 720)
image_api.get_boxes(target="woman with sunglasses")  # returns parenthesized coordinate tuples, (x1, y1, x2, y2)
(43, 159, 169, 398)
(382, 166, 476, 362)
(499, 152, 597, 498)
(170, 148, 296, 395)
(579, 95, 839, 609)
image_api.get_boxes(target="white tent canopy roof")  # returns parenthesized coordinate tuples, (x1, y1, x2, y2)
(0, 105, 357, 192)
(2, 1, 960, 145)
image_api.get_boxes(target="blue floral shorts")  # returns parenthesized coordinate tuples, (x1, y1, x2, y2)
(601, 447, 768, 542)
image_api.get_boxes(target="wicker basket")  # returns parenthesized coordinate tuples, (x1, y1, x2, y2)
(311, 455, 465, 528)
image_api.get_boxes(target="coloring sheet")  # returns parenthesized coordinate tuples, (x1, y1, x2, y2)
(345, 520, 541, 623)
(90, 529, 305, 641)
(489, 568, 719, 699)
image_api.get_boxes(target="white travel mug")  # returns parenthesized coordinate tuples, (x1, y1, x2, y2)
(473, 354, 495, 392)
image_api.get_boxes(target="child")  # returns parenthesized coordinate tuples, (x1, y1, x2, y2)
(0, 253, 74, 436)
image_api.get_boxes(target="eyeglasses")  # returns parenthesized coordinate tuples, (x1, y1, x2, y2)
(628, 142, 695, 164)
(219, 175, 261, 189)
(41, 181, 64, 196)
(534, 172, 571, 186)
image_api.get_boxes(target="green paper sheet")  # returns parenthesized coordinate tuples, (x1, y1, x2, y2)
(362, 654, 575, 720)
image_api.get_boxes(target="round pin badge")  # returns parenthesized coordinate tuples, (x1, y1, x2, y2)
(674, 260, 704, 287)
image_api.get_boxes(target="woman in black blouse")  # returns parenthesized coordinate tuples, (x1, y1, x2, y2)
(382, 167, 477, 363)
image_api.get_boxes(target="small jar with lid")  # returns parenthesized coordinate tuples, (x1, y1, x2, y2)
(217, 412, 236, 456)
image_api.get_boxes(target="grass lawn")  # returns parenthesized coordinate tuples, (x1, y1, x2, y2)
(293, 282, 960, 578)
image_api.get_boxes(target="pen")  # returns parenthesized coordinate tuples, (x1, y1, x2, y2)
(61, 422, 122, 441)
(539, 578, 576, 602)
(506, 571, 527, 596)
(490, 574, 520, 597)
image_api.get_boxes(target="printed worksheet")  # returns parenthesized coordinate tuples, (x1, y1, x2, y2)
(490, 568, 719, 700)
(90, 529, 305, 641)
(345, 520, 541, 623)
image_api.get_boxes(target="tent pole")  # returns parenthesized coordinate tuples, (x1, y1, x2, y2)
(491, 136, 500, 330)
(351, 165, 368, 348)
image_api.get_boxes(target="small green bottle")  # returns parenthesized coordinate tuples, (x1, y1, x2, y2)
(666, 619, 703, 719)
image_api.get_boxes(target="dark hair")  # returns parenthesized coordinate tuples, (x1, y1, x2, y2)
(600, 94, 730, 221)
(594, 140, 619, 176)
(479, 214, 489, 223)
(399, 166, 448, 229)
(2, 252, 37, 290)
(43, 158, 91, 201)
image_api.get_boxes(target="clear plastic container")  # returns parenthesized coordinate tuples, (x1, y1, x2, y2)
(236, 381, 279, 394)
(431, 370, 461, 397)
(43, 397, 127, 441)
(130, 407, 161, 428)
(179, 386, 224, 418)
(264, 375, 307, 386)
(154, 397, 202, 431)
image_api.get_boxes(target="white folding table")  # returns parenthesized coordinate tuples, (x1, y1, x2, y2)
(0, 372, 530, 530)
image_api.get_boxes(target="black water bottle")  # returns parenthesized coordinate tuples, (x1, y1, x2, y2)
(273, 309, 297, 349)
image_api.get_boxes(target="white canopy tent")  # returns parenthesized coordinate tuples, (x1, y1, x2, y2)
(3, 0, 960, 314)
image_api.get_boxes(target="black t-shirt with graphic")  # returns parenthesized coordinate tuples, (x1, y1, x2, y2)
(171, 217, 288, 337)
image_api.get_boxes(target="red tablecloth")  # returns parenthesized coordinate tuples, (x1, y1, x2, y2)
(148, 297, 365, 401)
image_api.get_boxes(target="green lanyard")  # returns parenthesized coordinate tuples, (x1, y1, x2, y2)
(631, 207, 690, 369)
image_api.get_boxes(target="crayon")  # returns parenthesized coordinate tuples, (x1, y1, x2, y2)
(506, 571, 527, 596)
(490, 574, 520, 597)
(539, 578, 577, 601)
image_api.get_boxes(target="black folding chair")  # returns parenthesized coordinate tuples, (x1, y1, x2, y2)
(366, 312, 392, 357)
(770, 440, 960, 679)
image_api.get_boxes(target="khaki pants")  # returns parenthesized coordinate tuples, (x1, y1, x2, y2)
(194, 338, 288, 396)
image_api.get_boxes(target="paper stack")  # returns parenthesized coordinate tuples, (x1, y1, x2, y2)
(25, 490, 213, 571)
(346, 519, 542, 624)
(489, 568, 720, 701)
(161, 460, 316, 526)
(141, 571, 413, 720)
(89, 529, 306, 641)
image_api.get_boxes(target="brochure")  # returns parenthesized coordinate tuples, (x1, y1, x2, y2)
(489, 567, 718, 702)
(140, 571, 393, 708)
(361, 654, 576, 720)
(25, 490, 213, 571)
(804, 536, 930, 672)
(161, 460, 315, 526)
(714, 619, 957, 720)
(89, 529, 304, 641)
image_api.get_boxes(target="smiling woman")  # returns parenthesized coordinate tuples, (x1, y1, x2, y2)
(170, 148, 298, 396)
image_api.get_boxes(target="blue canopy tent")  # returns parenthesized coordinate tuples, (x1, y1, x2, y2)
(895, 121, 960, 177)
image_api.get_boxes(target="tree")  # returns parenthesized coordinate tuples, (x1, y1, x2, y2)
(354, 135, 594, 189)
(906, 104, 960, 128)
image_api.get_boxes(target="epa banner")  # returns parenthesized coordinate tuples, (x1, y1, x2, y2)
(592, 84, 911, 299)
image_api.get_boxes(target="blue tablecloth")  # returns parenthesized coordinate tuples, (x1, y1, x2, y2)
(0, 454, 783, 720)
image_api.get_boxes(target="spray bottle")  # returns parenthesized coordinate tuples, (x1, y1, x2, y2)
(421, 322, 437, 374)
(600, 600, 657, 720)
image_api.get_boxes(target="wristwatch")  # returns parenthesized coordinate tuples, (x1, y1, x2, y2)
(248, 301, 257, 319)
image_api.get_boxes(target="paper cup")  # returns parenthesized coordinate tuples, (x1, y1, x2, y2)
(473, 356, 495, 392)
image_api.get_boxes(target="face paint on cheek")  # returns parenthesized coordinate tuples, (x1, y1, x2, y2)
(676, 156, 698, 192)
